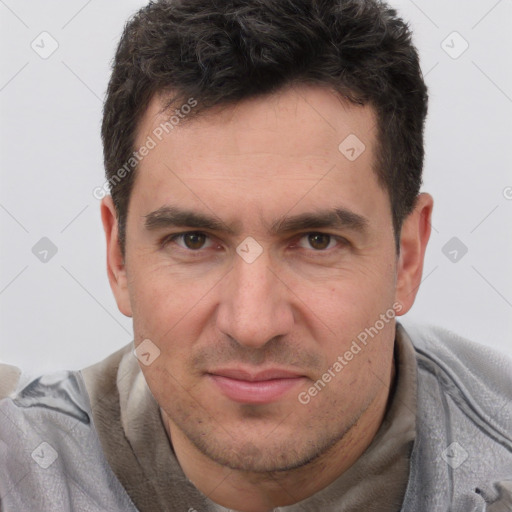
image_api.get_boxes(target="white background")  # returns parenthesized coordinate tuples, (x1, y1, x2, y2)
(1, 0, 511, 375)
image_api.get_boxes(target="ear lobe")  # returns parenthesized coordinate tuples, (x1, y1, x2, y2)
(395, 193, 434, 315)
(100, 196, 133, 318)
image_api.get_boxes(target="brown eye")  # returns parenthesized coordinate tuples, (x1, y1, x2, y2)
(307, 233, 333, 250)
(183, 232, 207, 250)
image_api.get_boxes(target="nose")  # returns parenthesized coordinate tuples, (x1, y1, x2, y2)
(215, 250, 294, 349)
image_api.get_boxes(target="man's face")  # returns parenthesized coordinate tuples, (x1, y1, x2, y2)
(113, 85, 406, 472)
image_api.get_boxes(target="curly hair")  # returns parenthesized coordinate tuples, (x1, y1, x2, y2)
(101, 0, 428, 254)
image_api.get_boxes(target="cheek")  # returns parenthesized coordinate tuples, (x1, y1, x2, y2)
(128, 260, 219, 337)
(311, 266, 395, 328)
(140, 361, 197, 425)
(129, 292, 209, 396)
(301, 264, 397, 379)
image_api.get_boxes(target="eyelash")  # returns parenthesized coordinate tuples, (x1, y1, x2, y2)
(160, 231, 348, 254)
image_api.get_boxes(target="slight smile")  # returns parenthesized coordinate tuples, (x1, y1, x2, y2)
(208, 368, 307, 404)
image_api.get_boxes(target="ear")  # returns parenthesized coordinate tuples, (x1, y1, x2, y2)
(100, 196, 133, 317)
(395, 193, 434, 315)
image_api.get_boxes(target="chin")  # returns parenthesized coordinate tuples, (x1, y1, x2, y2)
(186, 421, 344, 473)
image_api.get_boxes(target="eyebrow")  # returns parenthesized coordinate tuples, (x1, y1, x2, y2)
(271, 209, 368, 235)
(143, 206, 369, 236)
(144, 207, 236, 234)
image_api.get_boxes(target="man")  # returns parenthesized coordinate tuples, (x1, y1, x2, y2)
(1, 0, 511, 510)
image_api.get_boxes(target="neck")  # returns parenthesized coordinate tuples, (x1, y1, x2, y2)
(162, 358, 396, 512)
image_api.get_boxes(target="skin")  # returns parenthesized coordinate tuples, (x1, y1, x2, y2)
(101, 84, 433, 511)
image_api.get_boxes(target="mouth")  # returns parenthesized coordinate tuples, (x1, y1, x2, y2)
(207, 368, 307, 404)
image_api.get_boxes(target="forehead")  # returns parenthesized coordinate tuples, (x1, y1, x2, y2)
(130, 85, 389, 234)
(138, 85, 377, 166)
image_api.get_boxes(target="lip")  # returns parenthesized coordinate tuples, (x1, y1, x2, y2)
(208, 368, 306, 404)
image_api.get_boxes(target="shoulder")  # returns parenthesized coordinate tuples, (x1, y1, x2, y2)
(399, 321, 512, 409)
(0, 352, 137, 511)
(398, 321, 512, 511)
